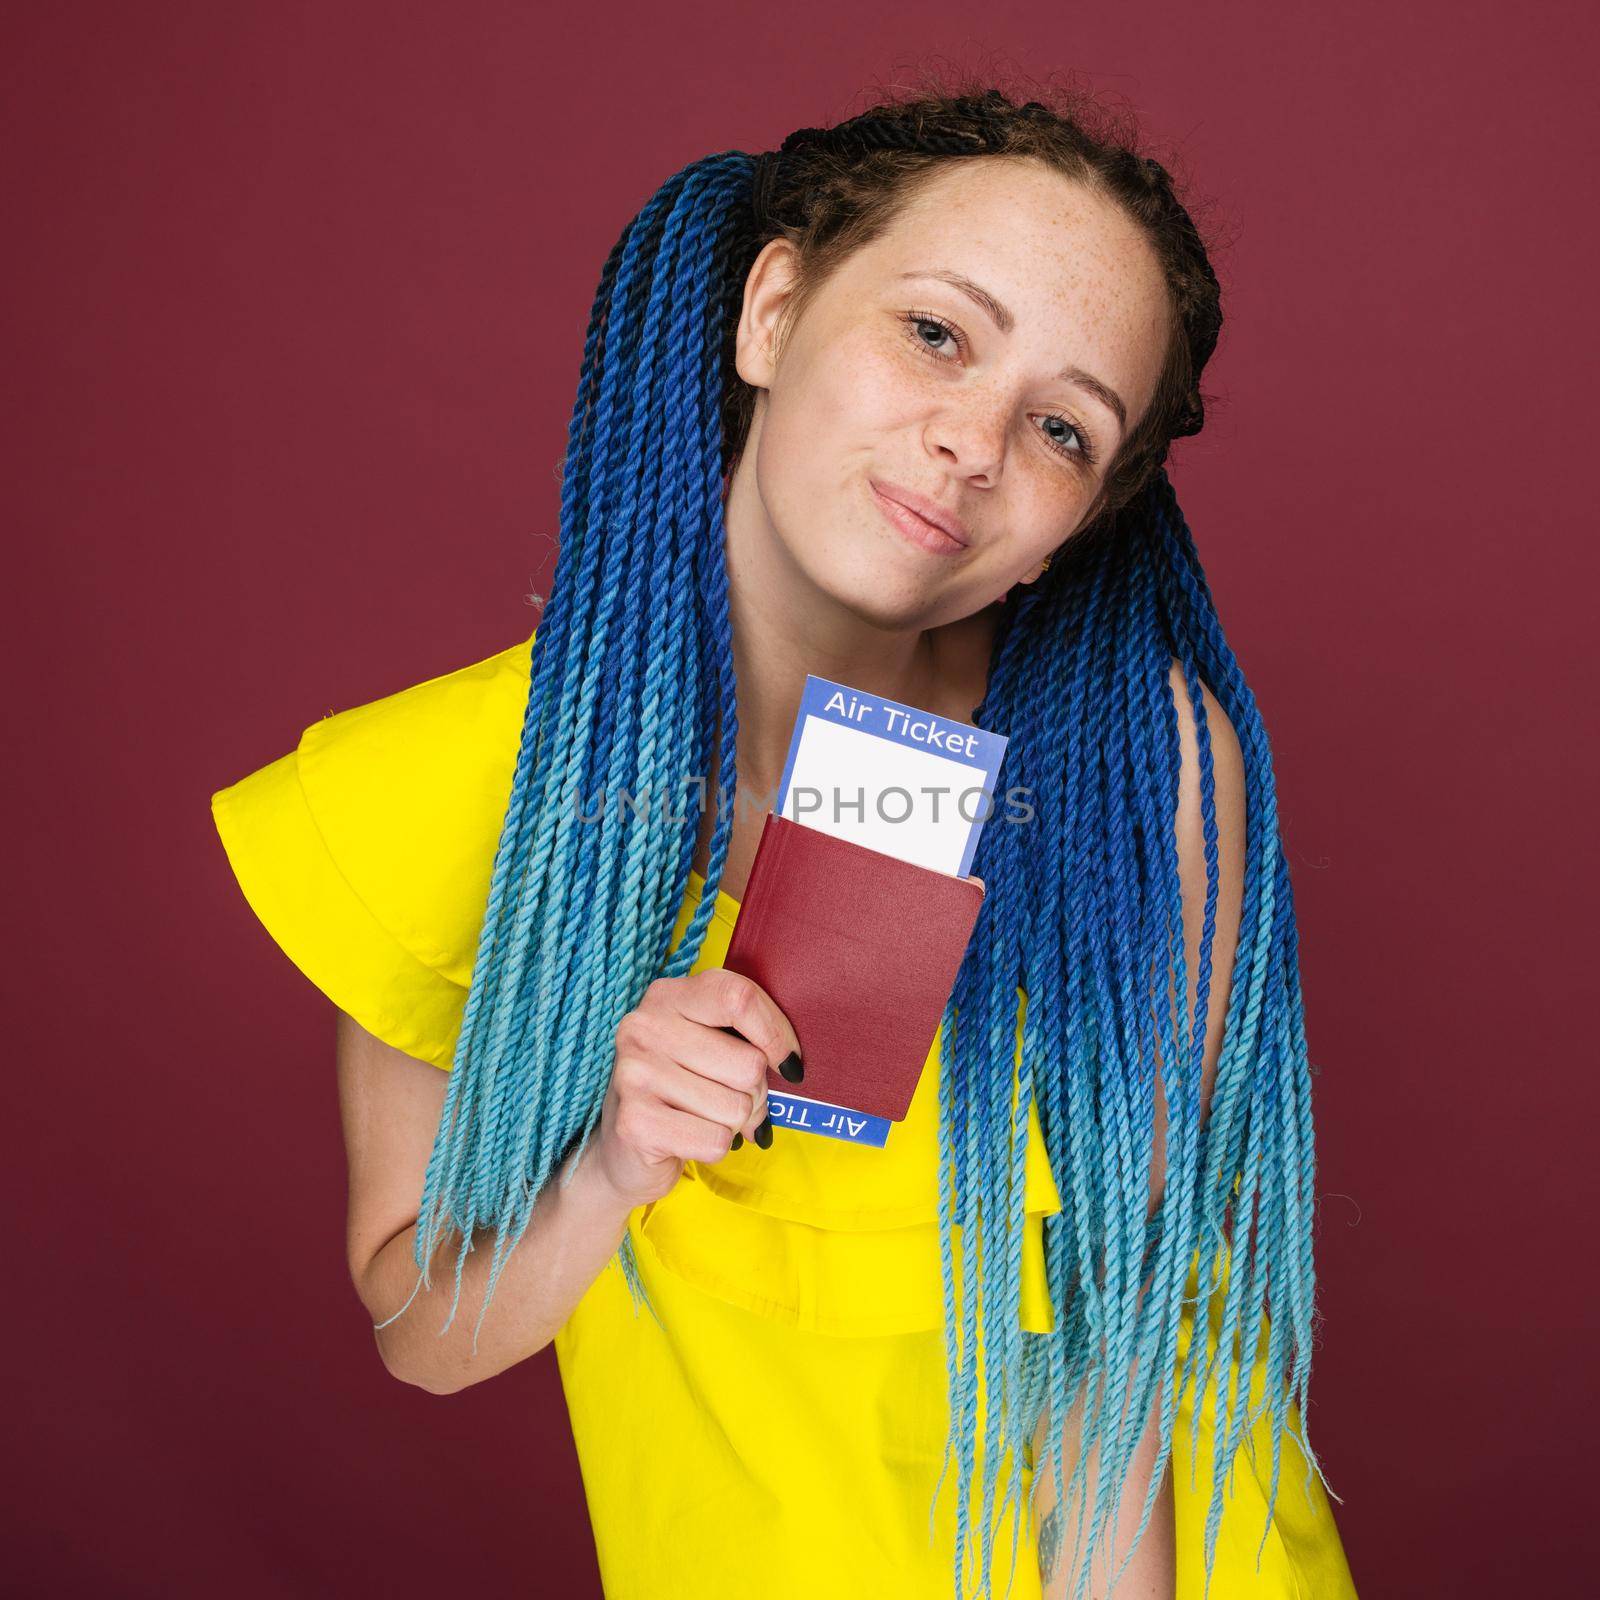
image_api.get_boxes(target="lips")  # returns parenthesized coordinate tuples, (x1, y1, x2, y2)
(869, 479, 971, 547)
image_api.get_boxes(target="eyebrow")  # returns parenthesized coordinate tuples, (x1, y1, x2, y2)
(896, 269, 1129, 434)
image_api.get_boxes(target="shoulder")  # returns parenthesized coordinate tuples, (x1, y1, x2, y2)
(1165, 656, 1246, 868)
(294, 626, 532, 774)
(1166, 659, 1247, 1118)
(289, 629, 536, 986)
(210, 627, 536, 1067)
(1144, 661, 1249, 1196)
(211, 628, 536, 1014)
(298, 630, 533, 783)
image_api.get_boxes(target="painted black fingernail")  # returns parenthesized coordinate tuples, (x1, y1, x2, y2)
(778, 1051, 804, 1084)
(753, 1114, 773, 1149)
(731, 1132, 743, 1150)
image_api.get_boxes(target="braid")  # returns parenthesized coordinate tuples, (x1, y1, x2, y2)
(389, 153, 755, 1338)
(388, 85, 1331, 1600)
(948, 482, 1330, 1600)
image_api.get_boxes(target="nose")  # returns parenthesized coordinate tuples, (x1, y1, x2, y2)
(924, 398, 1007, 485)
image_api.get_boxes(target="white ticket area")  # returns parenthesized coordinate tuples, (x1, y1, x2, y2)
(775, 713, 994, 876)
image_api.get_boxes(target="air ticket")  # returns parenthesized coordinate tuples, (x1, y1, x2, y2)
(772, 675, 1009, 878)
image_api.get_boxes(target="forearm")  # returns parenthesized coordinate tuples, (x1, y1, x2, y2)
(1034, 1385, 1175, 1599)
(361, 1138, 635, 1394)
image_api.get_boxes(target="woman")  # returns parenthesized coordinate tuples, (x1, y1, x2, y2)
(211, 82, 1357, 1600)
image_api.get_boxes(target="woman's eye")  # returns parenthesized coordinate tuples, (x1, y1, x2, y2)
(1037, 413, 1093, 462)
(904, 313, 961, 357)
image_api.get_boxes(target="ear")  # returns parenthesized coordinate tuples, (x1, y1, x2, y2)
(1024, 488, 1110, 582)
(1020, 533, 1070, 586)
(734, 238, 802, 390)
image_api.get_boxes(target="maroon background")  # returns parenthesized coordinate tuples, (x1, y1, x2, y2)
(6, 4, 1593, 1594)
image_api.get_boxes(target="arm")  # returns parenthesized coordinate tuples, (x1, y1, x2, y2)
(339, 969, 802, 1396)
(337, 1011, 635, 1396)
(1034, 664, 1247, 1598)
(1033, 1383, 1175, 1600)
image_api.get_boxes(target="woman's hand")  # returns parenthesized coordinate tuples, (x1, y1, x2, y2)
(592, 969, 803, 1209)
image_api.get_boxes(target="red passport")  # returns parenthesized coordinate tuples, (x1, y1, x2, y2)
(721, 812, 986, 1121)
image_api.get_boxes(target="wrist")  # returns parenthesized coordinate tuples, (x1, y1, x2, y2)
(567, 1133, 646, 1223)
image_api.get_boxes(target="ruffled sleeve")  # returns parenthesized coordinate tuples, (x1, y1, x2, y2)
(209, 631, 535, 1068)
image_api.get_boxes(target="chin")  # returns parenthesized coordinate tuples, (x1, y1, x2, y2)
(769, 495, 952, 627)
(813, 555, 948, 630)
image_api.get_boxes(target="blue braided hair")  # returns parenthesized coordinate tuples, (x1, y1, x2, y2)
(390, 82, 1335, 1600)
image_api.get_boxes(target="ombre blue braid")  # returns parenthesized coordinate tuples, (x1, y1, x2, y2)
(934, 475, 1337, 1600)
(382, 137, 1331, 1600)
(389, 153, 756, 1338)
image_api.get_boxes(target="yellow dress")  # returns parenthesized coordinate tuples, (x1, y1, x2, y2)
(210, 630, 1358, 1600)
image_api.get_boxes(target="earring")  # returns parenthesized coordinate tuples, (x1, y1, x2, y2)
(1039, 553, 1053, 574)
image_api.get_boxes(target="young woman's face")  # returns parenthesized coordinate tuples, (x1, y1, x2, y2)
(733, 156, 1172, 630)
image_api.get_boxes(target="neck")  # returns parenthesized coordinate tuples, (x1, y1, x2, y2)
(716, 459, 1000, 807)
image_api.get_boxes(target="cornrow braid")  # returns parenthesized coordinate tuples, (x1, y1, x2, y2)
(387, 84, 1333, 1600)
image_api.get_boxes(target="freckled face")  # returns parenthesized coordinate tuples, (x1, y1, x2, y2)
(733, 157, 1173, 628)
